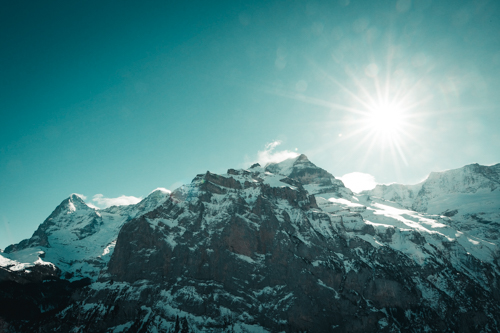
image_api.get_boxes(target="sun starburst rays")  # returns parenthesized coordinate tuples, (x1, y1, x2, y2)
(325, 62, 433, 168)
(259, 53, 432, 173)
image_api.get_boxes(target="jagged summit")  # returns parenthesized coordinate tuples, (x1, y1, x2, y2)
(4, 194, 98, 253)
(69, 192, 86, 200)
(263, 154, 353, 198)
(249, 162, 261, 169)
(130, 187, 170, 212)
(296, 153, 309, 161)
(198, 154, 352, 199)
(2, 187, 173, 281)
(66, 193, 96, 211)
(1, 158, 500, 332)
(264, 153, 311, 176)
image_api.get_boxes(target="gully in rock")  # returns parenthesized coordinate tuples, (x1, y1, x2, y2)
(1, 156, 500, 332)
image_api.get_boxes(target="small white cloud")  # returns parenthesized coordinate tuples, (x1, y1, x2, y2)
(91, 194, 142, 209)
(339, 172, 377, 193)
(256, 140, 299, 166)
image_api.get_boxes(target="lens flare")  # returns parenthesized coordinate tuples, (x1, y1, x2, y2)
(261, 51, 431, 173)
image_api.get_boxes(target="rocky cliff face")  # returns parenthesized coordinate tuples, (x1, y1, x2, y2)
(1, 157, 500, 332)
(2, 189, 171, 281)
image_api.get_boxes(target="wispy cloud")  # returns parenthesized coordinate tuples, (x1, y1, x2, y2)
(339, 172, 377, 193)
(91, 194, 142, 209)
(256, 140, 299, 166)
(72, 193, 87, 200)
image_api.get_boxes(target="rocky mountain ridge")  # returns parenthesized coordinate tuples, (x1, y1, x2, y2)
(364, 162, 500, 246)
(2, 188, 171, 281)
(1, 156, 499, 332)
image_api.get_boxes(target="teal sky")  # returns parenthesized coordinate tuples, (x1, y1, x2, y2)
(2, 0, 500, 249)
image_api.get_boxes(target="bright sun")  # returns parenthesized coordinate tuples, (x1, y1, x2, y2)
(323, 68, 426, 166)
(366, 103, 405, 138)
(266, 59, 428, 167)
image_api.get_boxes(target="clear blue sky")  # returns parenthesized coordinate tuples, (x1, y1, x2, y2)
(2, 0, 500, 249)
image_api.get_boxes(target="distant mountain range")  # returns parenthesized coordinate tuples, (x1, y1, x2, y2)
(1, 155, 499, 332)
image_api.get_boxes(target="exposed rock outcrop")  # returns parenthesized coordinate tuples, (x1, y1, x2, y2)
(1, 156, 500, 332)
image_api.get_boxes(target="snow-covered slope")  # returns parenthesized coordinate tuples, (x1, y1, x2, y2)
(1, 157, 500, 332)
(265, 153, 353, 198)
(363, 183, 422, 209)
(364, 163, 500, 245)
(365, 163, 500, 212)
(1, 189, 171, 281)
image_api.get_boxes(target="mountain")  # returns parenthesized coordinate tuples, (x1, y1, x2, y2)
(1, 156, 499, 332)
(2, 189, 171, 281)
(364, 163, 500, 245)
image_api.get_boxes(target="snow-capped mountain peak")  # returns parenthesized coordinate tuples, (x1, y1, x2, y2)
(2, 187, 174, 281)
(364, 162, 500, 245)
(263, 154, 353, 199)
(66, 193, 96, 213)
(422, 162, 500, 194)
(125, 187, 171, 213)
(264, 153, 313, 177)
(2, 158, 500, 332)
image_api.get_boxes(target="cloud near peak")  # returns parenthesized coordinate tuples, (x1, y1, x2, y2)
(338, 172, 377, 193)
(256, 140, 299, 166)
(91, 194, 142, 209)
(72, 193, 87, 200)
